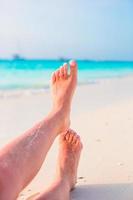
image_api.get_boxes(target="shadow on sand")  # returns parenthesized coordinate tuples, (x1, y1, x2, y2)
(71, 183, 133, 200)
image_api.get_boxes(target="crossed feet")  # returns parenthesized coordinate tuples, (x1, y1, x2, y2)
(50, 61, 82, 192)
(30, 61, 82, 200)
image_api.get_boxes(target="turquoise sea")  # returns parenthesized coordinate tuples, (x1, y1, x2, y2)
(0, 60, 133, 90)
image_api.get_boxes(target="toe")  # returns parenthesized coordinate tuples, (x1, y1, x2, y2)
(75, 135, 81, 146)
(68, 133, 74, 143)
(51, 72, 56, 83)
(63, 63, 68, 79)
(69, 131, 77, 143)
(65, 129, 75, 143)
(72, 134, 79, 144)
(55, 70, 60, 80)
(65, 131, 71, 141)
(59, 66, 64, 79)
(67, 129, 77, 144)
(69, 130, 77, 144)
(69, 60, 77, 76)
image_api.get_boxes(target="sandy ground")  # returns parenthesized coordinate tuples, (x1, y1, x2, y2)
(0, 76, 133, 200)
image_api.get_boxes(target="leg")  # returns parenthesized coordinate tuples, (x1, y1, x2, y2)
(0, 61, 77, 200)
(33, 129, 83, 200)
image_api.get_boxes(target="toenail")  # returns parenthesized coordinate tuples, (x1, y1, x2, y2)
(63, 63, 67, 66)
(69, 60, 76, 65)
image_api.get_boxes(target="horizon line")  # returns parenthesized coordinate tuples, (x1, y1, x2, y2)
(0, 58, 133, 62)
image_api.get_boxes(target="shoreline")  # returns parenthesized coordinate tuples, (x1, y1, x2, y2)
(0, 73, 133, 99)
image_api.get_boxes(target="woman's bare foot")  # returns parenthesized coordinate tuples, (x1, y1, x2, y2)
(31, 129, 82, 200)
(56, 129, 83, 190)
(51, 61, 77, 132)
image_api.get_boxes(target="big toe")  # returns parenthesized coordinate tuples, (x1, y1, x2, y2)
(69, 60, 77, 76)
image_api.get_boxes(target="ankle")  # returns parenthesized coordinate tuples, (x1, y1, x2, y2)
(50, 105, 70, 120)
(52, 102, 70, 114)
(48, 108, 70, 134)
(53, 177, 71, 192)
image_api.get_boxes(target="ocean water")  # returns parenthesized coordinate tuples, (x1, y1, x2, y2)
(0, 60, 133, 91)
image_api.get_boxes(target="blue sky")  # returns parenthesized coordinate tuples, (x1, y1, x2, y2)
(0, 0, 133, 60)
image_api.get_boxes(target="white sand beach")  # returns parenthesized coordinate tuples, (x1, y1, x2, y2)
(0, 75, 133, 200)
